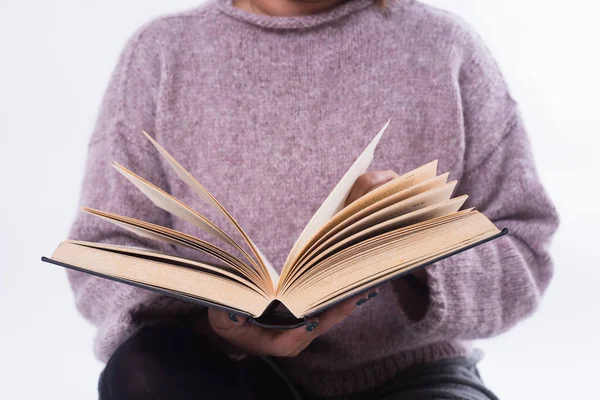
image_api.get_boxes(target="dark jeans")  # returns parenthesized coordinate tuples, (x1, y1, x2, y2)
(99, 324, 498, 400)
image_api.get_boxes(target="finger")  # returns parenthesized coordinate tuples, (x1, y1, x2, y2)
(345, 170, 398, 206)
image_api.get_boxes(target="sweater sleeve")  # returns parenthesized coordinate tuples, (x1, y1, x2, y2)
(401, 25, 560, 341)
(66, 24, 202, 362)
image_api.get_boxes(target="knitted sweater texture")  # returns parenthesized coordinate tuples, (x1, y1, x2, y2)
(67, 0, 559, 395)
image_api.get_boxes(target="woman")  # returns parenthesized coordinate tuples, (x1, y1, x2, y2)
(68, 0, 559, 398)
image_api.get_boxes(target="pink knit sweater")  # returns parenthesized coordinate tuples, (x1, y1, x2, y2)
(67, 0, 559, 396)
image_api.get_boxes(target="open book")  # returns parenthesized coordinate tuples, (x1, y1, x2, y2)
(42, 121, 507, 328)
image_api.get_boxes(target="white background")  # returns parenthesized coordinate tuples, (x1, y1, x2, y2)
(1, 0, 598, 398)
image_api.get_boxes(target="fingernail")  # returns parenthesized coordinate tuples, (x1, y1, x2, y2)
(356, 298, 368, 306)
(306, 321, 319, 332)
(367, 290, 379, 299)
(228, 312, 238, 323)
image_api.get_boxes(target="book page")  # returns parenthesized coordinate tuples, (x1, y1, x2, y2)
(280, 119, 391, 278)
(287, 211, 474, 294)
(67, 240, 268, 296)
(52, 241, 270, 316)
(314, 160, 439, 238)
(290, 181, 458, 278)
(299, 229, 497, 317)
(111, 162, 259, 270)
(281, 212, 499, 316)
(278, 161, 440, 287)
(83, 208, 268, 289)
(281, 196, 468, 292)
(141, 131, 279, 288)
(300, 173, 450, 260)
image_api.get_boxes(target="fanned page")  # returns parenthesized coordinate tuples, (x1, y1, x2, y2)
(284, 181, 459, 287)
(297, 173, 452, 266)
(281, 211, 500, 317)
(141, 131, 280, 288)
(311, 181, 460, 256)
(281, 196, 469, 293)
(66, 240, 268, 296)
(300, 197, 470, 277)
(111, 162, 260, 271)
(83, 208, 267, 289)
(281, 119, 391, 279)
(279, 162, 444, 288)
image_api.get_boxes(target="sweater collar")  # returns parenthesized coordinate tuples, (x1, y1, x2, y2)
(215, 0, 375, 30)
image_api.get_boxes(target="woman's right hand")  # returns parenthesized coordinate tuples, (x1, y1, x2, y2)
(201, 289, 378, 358)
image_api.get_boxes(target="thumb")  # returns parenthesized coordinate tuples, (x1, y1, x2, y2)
(345, 170, 398, 206)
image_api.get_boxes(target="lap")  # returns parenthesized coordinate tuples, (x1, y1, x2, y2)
(99, 324, 498, 400)
(98, 323, 294, 400)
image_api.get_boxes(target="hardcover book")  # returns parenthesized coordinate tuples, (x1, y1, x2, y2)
(42, 121, 507, 328)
